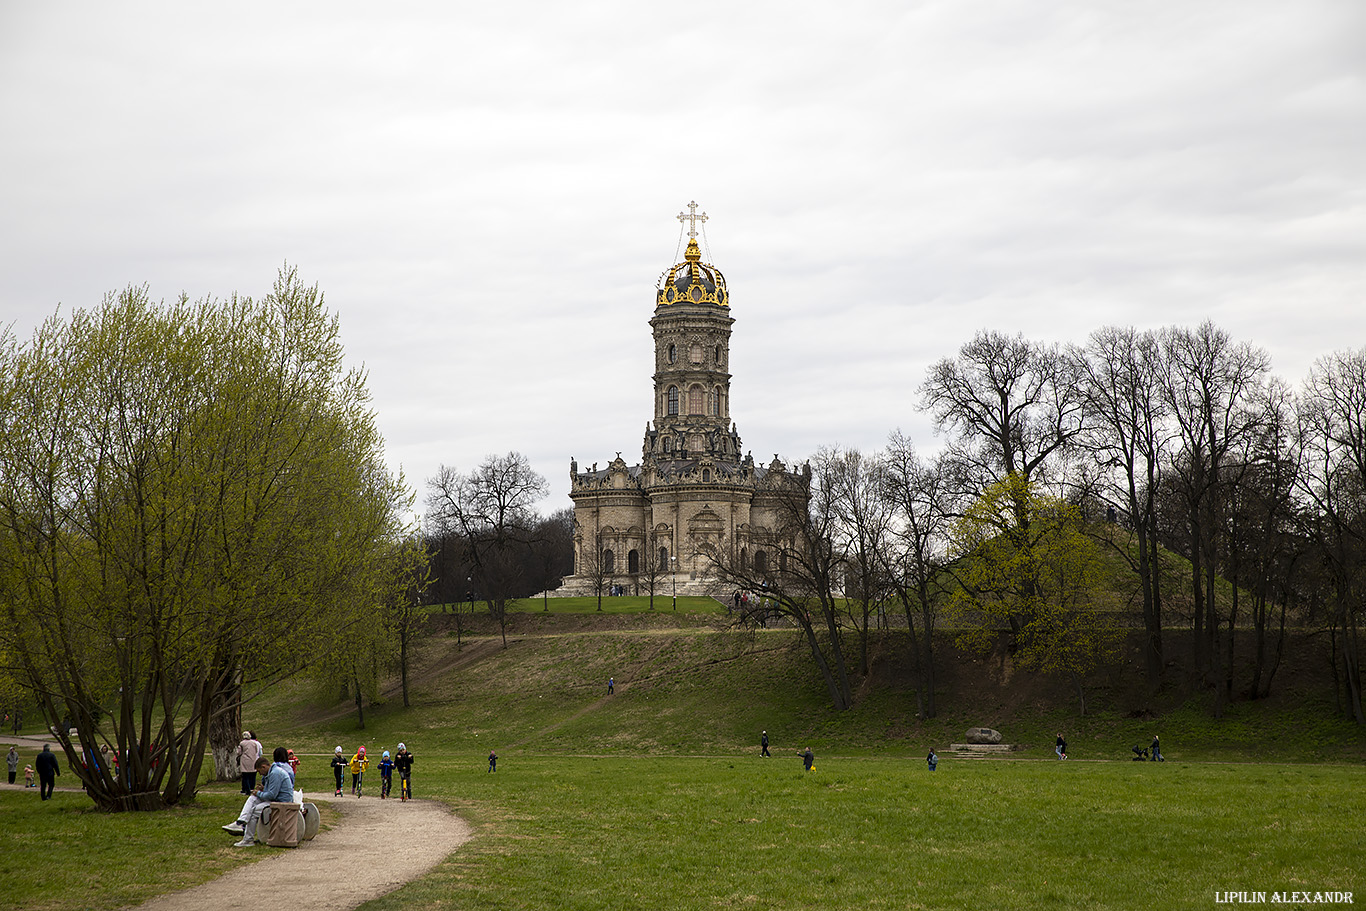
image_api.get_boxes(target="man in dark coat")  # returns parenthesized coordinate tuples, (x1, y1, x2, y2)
(36, 744, 60, 800)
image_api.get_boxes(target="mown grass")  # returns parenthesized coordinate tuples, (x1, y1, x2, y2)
(360, 755, 1364, 911)
(0, 786, 341, 911)
(8, 601, 1366, 911)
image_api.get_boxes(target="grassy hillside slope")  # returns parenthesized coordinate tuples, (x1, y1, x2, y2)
(260, 600, 1366, 765)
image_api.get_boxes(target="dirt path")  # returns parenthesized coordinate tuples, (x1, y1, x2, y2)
(128, 797, 471, 911)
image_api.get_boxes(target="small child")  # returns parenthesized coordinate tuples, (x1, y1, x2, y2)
(349, 746, 368, 797)
(331, 746, 346, 796)
(394, 742, 414, 800)
(378, 750, 395, 798)
(286, 749, 300, 775)
(25, 765, 35, 787)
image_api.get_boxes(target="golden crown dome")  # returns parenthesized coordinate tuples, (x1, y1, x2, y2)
(656, 238, 729, 307)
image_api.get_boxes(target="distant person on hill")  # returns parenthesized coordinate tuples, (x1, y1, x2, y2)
(800, 747, 814, 771)
(36, 743, 60, 799)
(927, 749, 938, 771)
(488, 750, 497, 773)
(395, 743, 414, 799)
(1056, 733, 1067, 760)
(608, 676, 614, 695)
(1150, 735, 1164, 762)
(761, 731, 770, 757)
(330, 746, 346, 797)
(7, 745, 18, 784)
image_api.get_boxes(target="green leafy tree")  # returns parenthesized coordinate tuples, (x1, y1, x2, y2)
(947, 474, 1122, 714)
(0, 268, 405, 810)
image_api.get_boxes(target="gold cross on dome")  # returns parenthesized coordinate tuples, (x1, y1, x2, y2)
(677, 200, 708, 238)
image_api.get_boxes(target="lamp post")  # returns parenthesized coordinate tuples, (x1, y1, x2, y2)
(671, 556, 678, 612)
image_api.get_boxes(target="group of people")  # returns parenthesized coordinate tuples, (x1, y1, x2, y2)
(330, 743, 414, 799)
(6, 744, 56, 796)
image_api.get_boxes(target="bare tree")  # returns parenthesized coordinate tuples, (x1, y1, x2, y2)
(530, 508, 575, 610)
(1075, 326, 1173, 691)
(1159, 321, 1270, 711)
(823, 447, 893, 676)
(919, 330, 1084, 492)
(426, 453, 548, 648)
(879, 431, 955, 719)
(1297, 348, 1366, 724)
(709, 462, 856, 710)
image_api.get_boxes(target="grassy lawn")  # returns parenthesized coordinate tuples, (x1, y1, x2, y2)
(7, 757, 1362, 911)
(0, 785, 340, 911)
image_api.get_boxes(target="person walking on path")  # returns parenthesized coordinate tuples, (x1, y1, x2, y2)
(488, 750, 497, 773)
(607, 676, 614, 695)
(378, 751, 395, 798)
(1056, 733, 1067, 760)
(236, 732, 263, 795)
(927, 749, 938, 771)
(800, 747, 814, 771)
(761, 731, 770, 757)
(36, 743, 60, 799)
(6, 745, 18, 784)
(331, 746, 346, 797)
(349, 746, 369, 797)
(1151, 735, 1164, 762)
(394, 743, 414, 800)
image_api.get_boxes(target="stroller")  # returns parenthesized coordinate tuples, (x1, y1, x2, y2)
(1131, 745, 1149, 761)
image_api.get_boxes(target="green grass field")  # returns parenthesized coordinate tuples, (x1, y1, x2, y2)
(5, 602, 1365, 910)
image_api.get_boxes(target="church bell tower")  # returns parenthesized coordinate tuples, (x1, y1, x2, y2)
(644, 202, 741, 464)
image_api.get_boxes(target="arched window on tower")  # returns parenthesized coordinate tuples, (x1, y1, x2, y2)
(603, 549, 615, 574)
(755, 550, 768, 574)
(663, 437, 672, 453)
(667, 386, 679, 416)
(711, 385, 721, 416)
(668, 344, 676, 364)
(715, 344, 722, 365)
(688, 384, 703, 415)
(628, 549, 639, 574)
(658, 546, 669, 572)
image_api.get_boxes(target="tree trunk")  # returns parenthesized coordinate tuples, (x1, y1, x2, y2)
(208, 678, 242, 782)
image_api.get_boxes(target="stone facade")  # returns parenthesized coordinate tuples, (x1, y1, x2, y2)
(559, 221, 805, 597)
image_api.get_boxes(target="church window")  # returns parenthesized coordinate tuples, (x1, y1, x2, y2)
(779, 551, 788, 573)
(690, 344, 703, 364)
(658, 547, 669, 572)
(740, 547, 748, 569)
(668, 344, 676, 364)
(628, 549, 639, 574)
(715, 345, 722, 364)
(711, 386, 721, 416)
(603, 549, 615, 574)
(663, 437, 672, 453)
(701, 468, 711, 482)
(755, 550, 768, 573)
(667, 386, 679, 416)
(688, 384, 703, 415)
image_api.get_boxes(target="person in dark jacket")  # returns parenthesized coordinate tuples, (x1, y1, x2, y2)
(36, 744, 60, 800)
(394, 743, 414, 799)
(761, 731, 770, 757)
(800, 746, 814, 771)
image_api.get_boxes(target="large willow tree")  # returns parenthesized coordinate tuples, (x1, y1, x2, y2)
(0, 267, 407, 810)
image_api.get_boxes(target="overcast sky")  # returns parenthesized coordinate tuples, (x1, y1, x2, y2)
(2, 2, 1362, 518)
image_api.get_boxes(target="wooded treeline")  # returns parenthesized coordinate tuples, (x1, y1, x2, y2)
(713, 324, 1365, 725)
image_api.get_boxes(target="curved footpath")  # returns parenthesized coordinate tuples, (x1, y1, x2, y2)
(129, 796, 471, 911)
